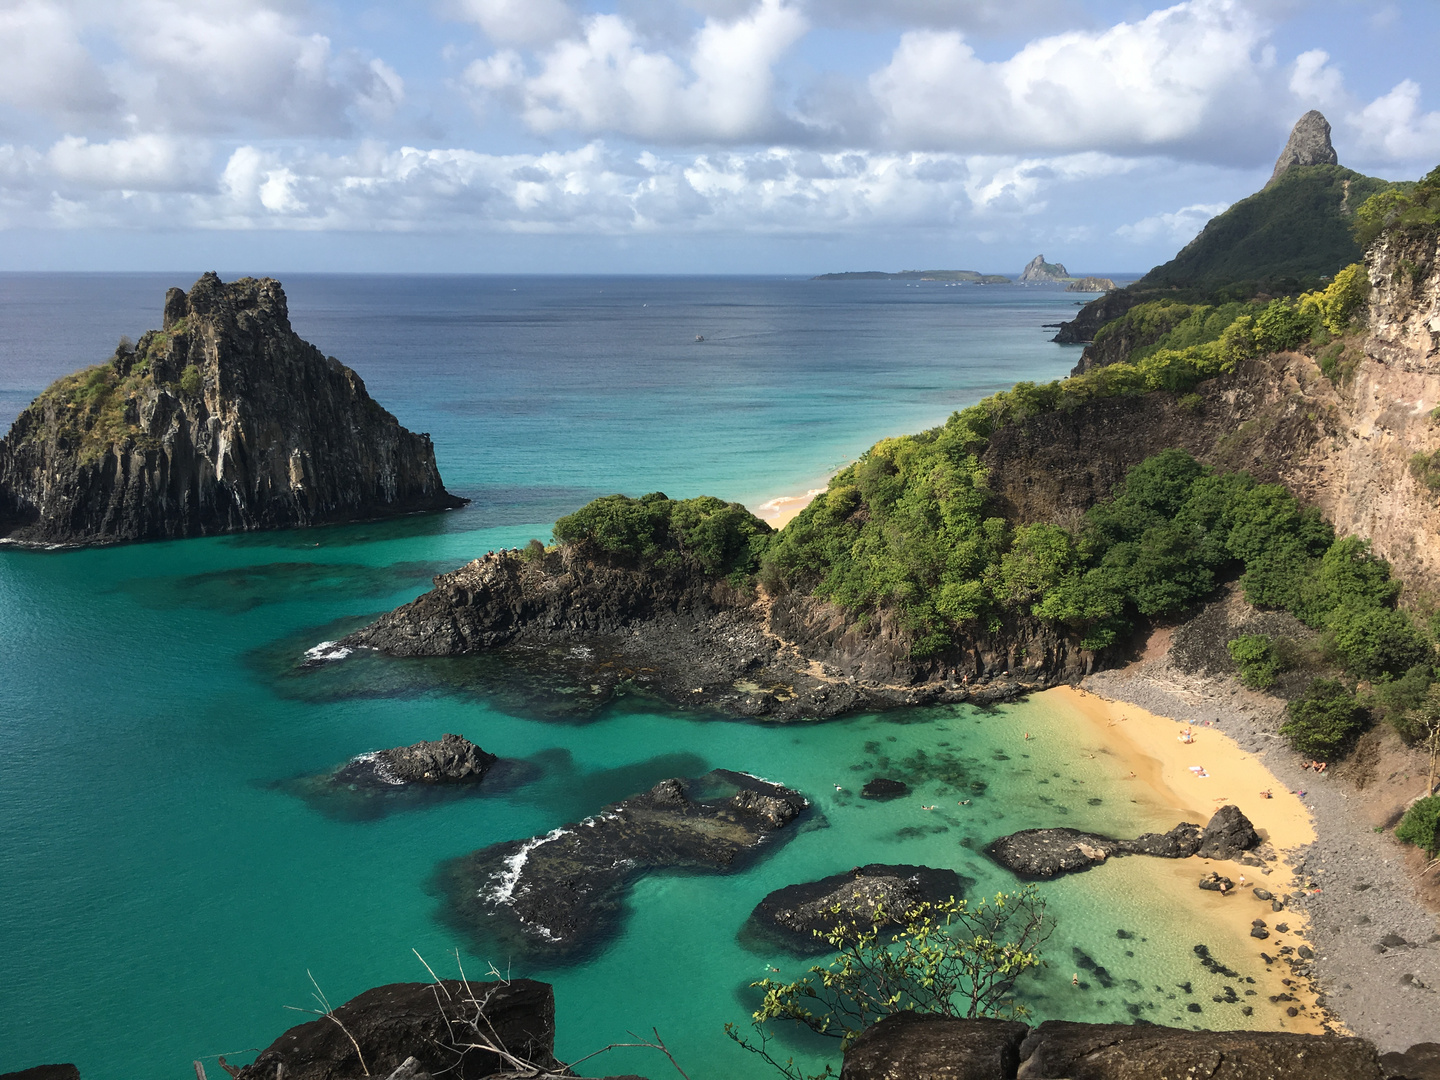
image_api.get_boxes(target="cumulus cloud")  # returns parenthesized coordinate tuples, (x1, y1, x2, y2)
(0, 135, 1147, 234)
(506, 0, 808, 142)
(0, 0, 115, 118)
(1115, 200, 1230, 245)
(864, 0, 1277, 160)
(47, 134, 212, 190)
(1286, 48, 1440, 165)
(453, 0, 576, 45)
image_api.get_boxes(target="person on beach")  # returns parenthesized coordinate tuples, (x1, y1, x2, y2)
(1073, 973, 1079, 986)
(1261, 789, 1273, 799)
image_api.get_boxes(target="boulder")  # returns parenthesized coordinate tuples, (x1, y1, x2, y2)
(986, 821, 1202, 879)
(1115, 822, 1203, 858)
(365, 734, 497, 785)
(1198, 805, 1260, 860)
(840, 1014, 1029, 1080)
(861, 778, 910, 800)
(748, 865, 964, 953)
(235, 979, 558, 1080)
(1199, 871, 1234, 892)
(1015, 1019, 1384, 1079)
(1382, 1042, 1440, 1080)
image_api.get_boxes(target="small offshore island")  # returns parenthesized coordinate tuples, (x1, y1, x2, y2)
(5, 111, 1440, 1080)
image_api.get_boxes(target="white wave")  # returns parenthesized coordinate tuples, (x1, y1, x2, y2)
(351, 750, 402, 786)
(486, 827, 570, 905)
(304, 640, 352, 663)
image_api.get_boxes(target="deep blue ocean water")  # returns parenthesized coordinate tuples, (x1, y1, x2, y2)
(0, 275, 1291, 1079)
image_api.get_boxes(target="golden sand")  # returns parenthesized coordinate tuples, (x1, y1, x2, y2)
(1044, 685, 1329, 1033)
(752, 487, 825, 529)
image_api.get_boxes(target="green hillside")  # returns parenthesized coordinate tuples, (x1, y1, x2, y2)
(1136, 165, 1396, 294)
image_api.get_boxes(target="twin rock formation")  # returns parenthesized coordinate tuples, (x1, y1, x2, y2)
(0, 273, 463, 545)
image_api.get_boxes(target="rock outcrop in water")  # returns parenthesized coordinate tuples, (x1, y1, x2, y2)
(747, 864, 965, 953)
(440, 770, 807, 961)
(362, 733, 497, 785)
(985, 806, 1259, 879)
(1020, 255, 1070, 283)
(0, 273, 464, 546)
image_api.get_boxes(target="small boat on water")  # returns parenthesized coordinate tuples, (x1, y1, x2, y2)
(695, 335, 705, 342)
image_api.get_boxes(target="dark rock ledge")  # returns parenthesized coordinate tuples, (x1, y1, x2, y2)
(985, 805, 1260, 879)
(438, 770, 808, 962)
(330, 544, 1088, 721)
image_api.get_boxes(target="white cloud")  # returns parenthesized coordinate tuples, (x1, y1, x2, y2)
(1350, 81, 1440, 164)
(518, 0, 808, 141)
(0, 0, 115, 117)
(801, 0, 1078, 32)
(454, 0, 576, 46)
(46, 133, 211, 190)
(865, 0, 1275, 158)
(1115, 201, 1229, 245)
(1289, 49, 1344, 109)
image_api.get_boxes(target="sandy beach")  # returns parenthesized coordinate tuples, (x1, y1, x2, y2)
(1077, 655, 1440, 1052)
(752, 487, 825, 528)
(1043, 685, 1328, 1034)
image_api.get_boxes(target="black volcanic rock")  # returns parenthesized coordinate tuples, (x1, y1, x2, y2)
(1118, 822, 1204, 858)
(0, 273, 463, 545)
(235, 979, 558, 1080)
(748, 864, 964, 953)
(860, 778, 910, 800)
(841, 1014, 1029, 1080)
(985, 828, 1123, 879)
(1382, 1042, 1440, 1080)
(1012, 1019, 1384, 1079)
(440, 770, 808, 961)
(0, 1067, 81, 1080)
(1198, 804, 1261, 860)
(364, 733, 497, 785)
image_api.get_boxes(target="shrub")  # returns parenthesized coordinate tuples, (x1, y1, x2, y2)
(1298, 263, 1370, 335)
(521, 538, 546, 562)
(1328, 605, 1432, 681)
(1228, 634, 1283, 689)
(179, 364, 203, 396)
(1373, 664, 1436, 738)
(1395, 796, 1440, 858)
(1281, 678, 1367, 760)
(554, 492, 772, 576)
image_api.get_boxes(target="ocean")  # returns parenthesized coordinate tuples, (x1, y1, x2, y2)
(0, 274, 1284, 1079)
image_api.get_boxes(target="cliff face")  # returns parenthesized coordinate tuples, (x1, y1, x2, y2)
(0, 273, 464, 545)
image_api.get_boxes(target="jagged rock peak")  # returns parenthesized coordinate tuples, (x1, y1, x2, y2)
(1020, 255, 1070, 282)
(1268, 110, 1338, 187)
(0, 272, 466, 546)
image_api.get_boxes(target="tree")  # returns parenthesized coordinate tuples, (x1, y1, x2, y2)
(727, 889, 1051, 1079)
(1228, 634, 1283, 689)
(1281, 678, 1367, 760)
(1401, 683, 1440, 798)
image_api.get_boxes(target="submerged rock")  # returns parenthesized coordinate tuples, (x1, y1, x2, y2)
(440, 770, 808, 961)
(747, 864, 964, 953)
(860, 778, 910, 800)
(0, 273, 464, 546)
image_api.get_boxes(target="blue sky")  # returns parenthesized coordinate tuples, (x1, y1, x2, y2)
(1, 0, 1438, 274)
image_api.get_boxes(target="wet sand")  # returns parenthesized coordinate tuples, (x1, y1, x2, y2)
(1043, 686, 1327, 1033)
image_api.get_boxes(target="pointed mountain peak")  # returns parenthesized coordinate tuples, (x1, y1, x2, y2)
(1268, 110, 1338, 187)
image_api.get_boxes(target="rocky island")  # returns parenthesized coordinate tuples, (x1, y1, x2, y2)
(0, 273, 464, 546)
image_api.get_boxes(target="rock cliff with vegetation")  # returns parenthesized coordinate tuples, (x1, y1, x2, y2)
(0, 273, 463, 546)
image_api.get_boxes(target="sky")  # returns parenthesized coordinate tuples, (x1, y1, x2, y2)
(2, 0, 1439, 274)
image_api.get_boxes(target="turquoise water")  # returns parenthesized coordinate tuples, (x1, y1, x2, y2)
(0, 276, 1284, 1079)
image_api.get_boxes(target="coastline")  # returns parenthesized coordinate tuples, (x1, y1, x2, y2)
(1041, 685, 1327, 1035)
(1078, 649, 1440, 1052)
(752, 486, 826, 528)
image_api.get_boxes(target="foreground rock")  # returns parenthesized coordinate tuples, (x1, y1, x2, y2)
(1066, 277, 1117, 293)
(334, 543, 1086, 721)
(0, 1068, 81, 1080)
(0, 273, 463, 546)
(841, 1015, 1388, 1080)
(985, 806, 1259, 879)
(747, 864, 964, 953)
(439, 770, 808, 961)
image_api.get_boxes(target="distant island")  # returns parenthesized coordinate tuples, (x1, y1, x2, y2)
(811, 269, 1010, 283)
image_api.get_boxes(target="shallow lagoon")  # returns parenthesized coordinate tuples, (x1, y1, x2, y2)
(0, 275, 1285, 1078)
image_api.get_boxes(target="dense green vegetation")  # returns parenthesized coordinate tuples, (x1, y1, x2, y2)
(1395, 796, 1440, 858)
(1353, 166, 1435, 248)
(1281, 679, 1369, 760)
(552, 492, 774, 579)
(1136, 165, 1394, 293)
(1228, 634, 1284, 689)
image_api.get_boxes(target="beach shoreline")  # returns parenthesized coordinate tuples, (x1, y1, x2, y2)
(751, 486, 826, 529)
(1078, 652, 1440, 1052)
(1041, 685, 1327, 1035)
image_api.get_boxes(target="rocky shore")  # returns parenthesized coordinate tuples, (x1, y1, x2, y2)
(1084, 635, 1440, 1053)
